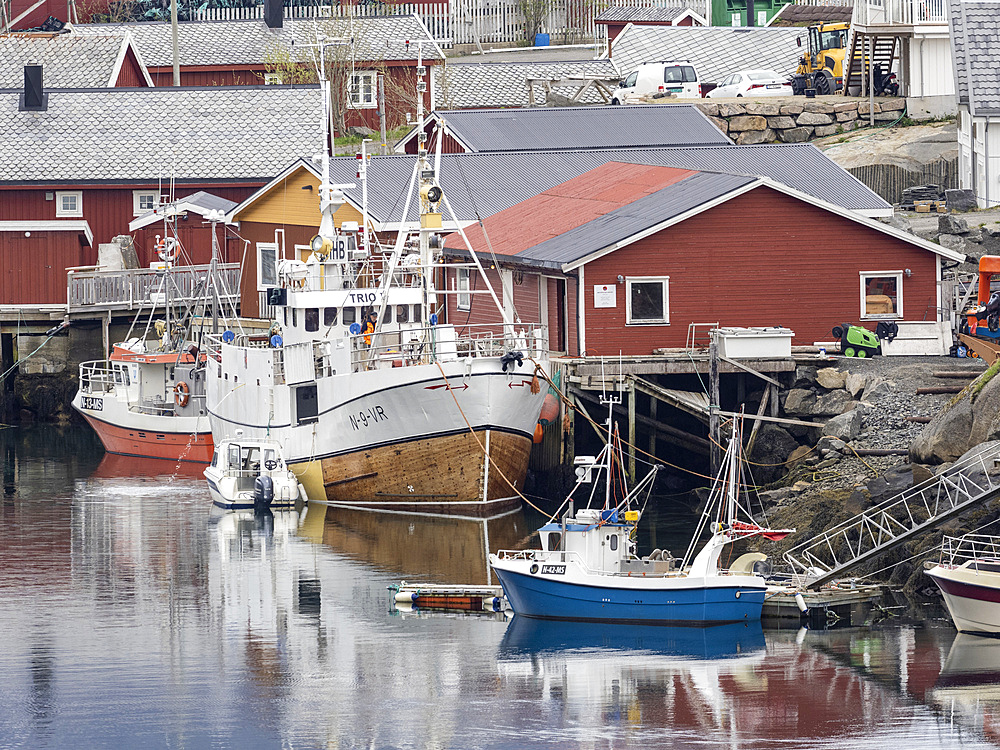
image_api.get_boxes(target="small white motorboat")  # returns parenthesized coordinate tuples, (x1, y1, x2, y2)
(204, 438, 305, 511)
(926, 534, 1000, 635)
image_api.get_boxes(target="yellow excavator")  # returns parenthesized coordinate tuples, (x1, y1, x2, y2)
(790, 22, 850, 95)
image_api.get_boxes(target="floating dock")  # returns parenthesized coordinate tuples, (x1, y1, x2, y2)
(764, 583, 886, 629)
(390, 583, 506, 614)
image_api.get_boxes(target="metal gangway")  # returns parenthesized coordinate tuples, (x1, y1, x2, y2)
(784, 443, 1000, 589)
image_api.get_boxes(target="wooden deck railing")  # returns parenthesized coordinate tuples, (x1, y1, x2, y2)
(67, 264, 241, 313)
(854, 0, 947, 26)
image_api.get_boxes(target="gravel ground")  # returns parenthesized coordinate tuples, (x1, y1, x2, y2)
(792, 353, 986, 493)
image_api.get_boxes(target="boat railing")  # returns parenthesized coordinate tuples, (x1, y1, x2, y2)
(78, 361, 117, 393)
(939, 534, 1000, 568)
(360, 322, 547, 369)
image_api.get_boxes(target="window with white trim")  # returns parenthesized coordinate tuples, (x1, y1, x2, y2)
(626, 277, 669, 325)
(457, 268, 471, 310)
(257, 242, 278, 292)
(263, 73, 283, 85)
(348, 71, 377, 108)
(55, 191, 82, 217)
(132, 190, 157, 216)
(860, 271, 903, 319)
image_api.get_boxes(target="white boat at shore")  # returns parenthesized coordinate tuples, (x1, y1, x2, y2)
(204, 437, 305, 511)
(926, 534, 1000, 634)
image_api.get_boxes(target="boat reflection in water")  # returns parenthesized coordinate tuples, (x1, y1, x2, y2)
(499, 617, 765, 659)
(930, 633, 1000, 743)
(91, 452, 207, 480)
(311, 503, 530, 585)
(497, 617, 766, 737)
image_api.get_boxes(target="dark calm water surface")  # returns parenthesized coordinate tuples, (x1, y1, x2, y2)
(2, 424, 999, 749)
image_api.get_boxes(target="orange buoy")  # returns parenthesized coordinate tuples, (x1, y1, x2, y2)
(538, 393, 559, 425)
(533, 422, 544, 444)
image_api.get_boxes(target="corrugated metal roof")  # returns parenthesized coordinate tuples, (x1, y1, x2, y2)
(435, 59, 620, 109)
(0, 86, 324, 183)
(0, 34, 136, 88)
(425, 104, 732, 152)
(949, 0, 1000, 114)
(326, 143, 890, 224)
(518, 171, 755, 267)
(608, 25, 805, 83)
(596, 5, 698, 23)
(74, 15, 442, 68)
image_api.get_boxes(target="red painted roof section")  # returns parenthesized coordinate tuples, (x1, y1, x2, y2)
(447, 162, 699, 257)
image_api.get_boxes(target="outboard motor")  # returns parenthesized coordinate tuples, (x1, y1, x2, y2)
(253, 475, 274, 514)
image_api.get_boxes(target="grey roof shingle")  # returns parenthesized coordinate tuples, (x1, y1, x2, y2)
(595, 5, 700, 23)
(517, 171, 754, 268)
(74, 15, 443, 68)
(412, 105, 733, 151)
(0, 33, 139, 88)
(326, 143, 891, 223)
(949, 0, 1000, 114)
(435, 60, 620, 108)
(0, 86, 324, 183)
(608, 24, 806, 83)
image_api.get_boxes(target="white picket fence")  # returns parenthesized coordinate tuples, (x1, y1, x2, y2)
(196, 0, 700, 46)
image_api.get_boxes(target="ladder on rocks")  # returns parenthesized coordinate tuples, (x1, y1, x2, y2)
(784, 443, 1000, 589)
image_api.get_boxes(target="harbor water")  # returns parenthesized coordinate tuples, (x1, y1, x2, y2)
(2, 424, 999, 749)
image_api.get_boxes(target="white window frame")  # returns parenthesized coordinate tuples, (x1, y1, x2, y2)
(263, 72, 283, 85)
(55, 190, 82, 218)
(859, 270, 903, 320)
(348, 71, 378, 109)
(132, 190, 158, 217)
(626, 276, 670, 325)
(456, 268, 471, 310)
(257, 242, 279, 292)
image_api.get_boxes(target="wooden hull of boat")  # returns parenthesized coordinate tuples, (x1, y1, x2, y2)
(306, 428, 532, 517)
(491, 563, 767, 624)
(927, 566, 1000, 634)
(78, 412, 213, 464)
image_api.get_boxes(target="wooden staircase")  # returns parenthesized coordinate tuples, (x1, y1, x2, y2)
(843, 32, 899, 95)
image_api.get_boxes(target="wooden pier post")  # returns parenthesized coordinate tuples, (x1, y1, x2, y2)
(709, 341, 720, 477)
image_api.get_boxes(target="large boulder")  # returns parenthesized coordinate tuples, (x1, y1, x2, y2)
(969, 369, 1000, 444)
(825, 408, 862, 441)
(784, 388, 817, 415)
(939, 214, 970, 235)
(845, 372, 866, 398)
(946, 189, 978, 212)
(910, 397, 974, 463)
(813, 389, 854, 416)
(815, 367, 846, 390)
(747, 423, 799, 484)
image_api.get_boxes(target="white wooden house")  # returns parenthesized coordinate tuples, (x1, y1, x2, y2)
(950, 0, 1000, 208)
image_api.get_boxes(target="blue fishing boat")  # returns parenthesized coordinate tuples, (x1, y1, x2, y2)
(490, 399, 792, 625)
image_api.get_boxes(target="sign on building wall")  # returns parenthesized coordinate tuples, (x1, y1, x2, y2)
(594, 284, 617, 308)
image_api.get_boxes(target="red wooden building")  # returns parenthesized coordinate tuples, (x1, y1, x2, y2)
(73, 12, 443, 133)
(594, 4, 706, 53)
(443, 162, 963, 355)
(0, 85, 323, 306)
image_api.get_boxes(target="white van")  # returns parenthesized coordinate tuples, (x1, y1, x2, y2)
(610, 61, 702, 104)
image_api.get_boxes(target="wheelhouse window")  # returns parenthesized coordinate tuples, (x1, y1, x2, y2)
(324, 308, 337, 326)
(348, 72, 377, 108)
(626, 277, 669, 325)
(55, 191, 82, 217)
(343, 307, 356, 325)
(305, 308, 319, 332)
(457, 268, 471, 310)
(396, 305, 409, 323)
(860, 271, 903, 319)
(257, 242, 278, 291)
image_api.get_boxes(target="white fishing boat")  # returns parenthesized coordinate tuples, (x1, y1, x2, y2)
(204, 437, 304, 511)
(925, 534, 1000, 634)
(72, 226, 236, 464)
(490, 400, 792, 624)
(203, 61, 548, 516)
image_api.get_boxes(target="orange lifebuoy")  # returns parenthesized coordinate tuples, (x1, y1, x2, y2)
(174, 381, 190, 407)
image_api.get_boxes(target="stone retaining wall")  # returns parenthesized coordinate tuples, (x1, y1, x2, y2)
(692, 97, 908, 145)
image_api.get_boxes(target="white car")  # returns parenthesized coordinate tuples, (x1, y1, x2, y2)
(707, 70, 793, 98)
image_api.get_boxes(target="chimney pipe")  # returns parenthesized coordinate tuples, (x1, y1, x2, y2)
(264, 0, 282, 29)
(20, 61, 47, 112)
(746, 0, 755, 26)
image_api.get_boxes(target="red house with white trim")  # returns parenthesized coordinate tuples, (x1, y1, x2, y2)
(443, 162, 963, 355)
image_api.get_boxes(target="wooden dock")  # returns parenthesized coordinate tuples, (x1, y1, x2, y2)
(764, 583, 886, 628)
